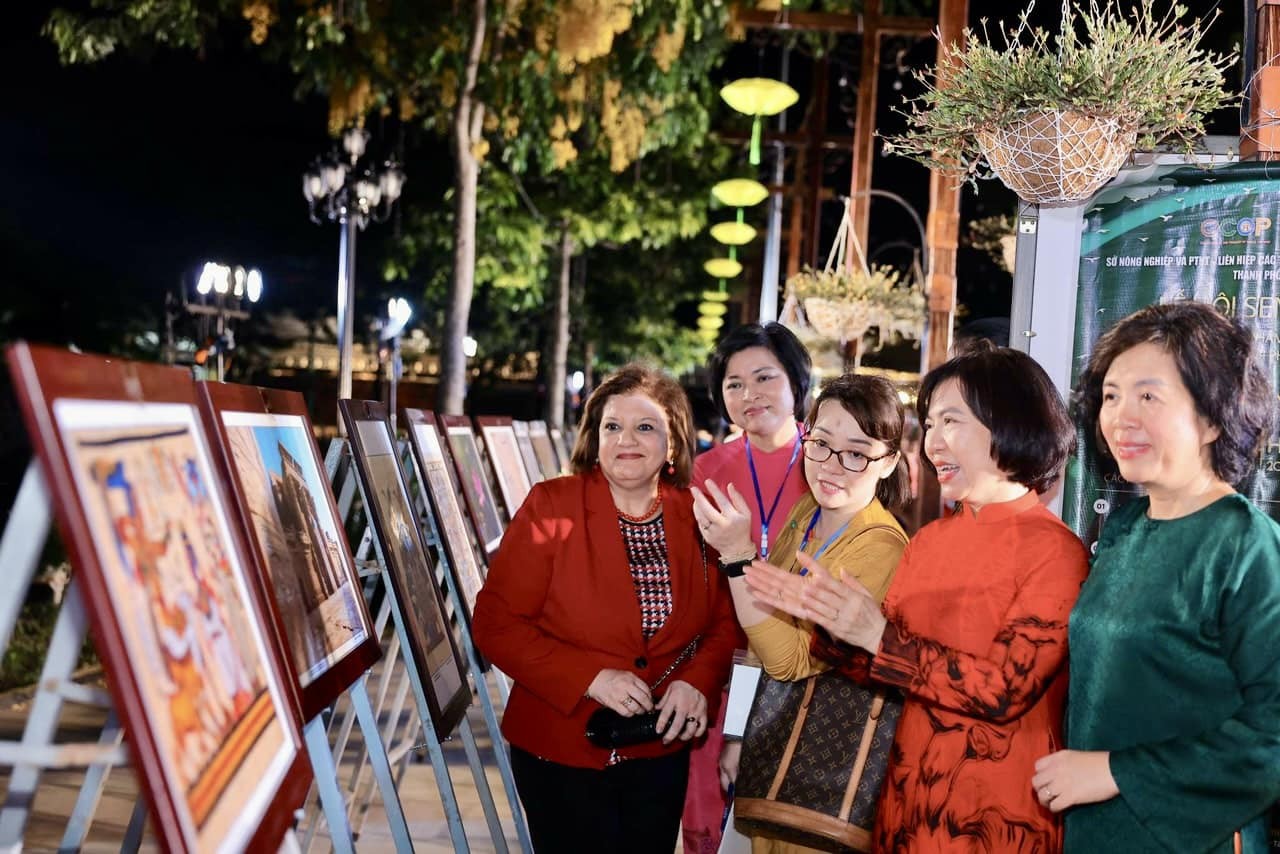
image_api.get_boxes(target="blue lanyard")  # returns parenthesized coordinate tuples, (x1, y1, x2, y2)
(798, 508, 851, 561)
(744, 428, 803, 558)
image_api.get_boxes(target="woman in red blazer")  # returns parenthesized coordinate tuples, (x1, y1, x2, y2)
(473, 364, 738, 853)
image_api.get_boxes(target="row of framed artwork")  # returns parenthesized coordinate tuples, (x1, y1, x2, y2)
(5, 341, 572, 852)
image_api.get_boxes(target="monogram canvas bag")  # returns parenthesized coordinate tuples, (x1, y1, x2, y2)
(734, 669, 902, 853)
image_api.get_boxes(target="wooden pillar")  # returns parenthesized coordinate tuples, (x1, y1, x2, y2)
(848, 0, 881, 259)
(922, 0, 968, 370)
(1242, 0, 1280, 160)
(808, 56, 831, 267)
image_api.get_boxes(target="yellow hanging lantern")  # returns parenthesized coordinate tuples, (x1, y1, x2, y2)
(704, 258, 743, 278)
(712, 178, 770, 208)
(701, 289, 731, 302)
(710, 221, 757, 246)
(697, 315, 725, 331)
(720, 78, 799, 165)
(699, 301, 728, 318)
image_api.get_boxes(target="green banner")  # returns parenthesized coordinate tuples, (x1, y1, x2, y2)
(1062, 161, 1280, 547)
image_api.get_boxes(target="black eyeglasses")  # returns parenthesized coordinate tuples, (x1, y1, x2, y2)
(801, 438, 895, 473)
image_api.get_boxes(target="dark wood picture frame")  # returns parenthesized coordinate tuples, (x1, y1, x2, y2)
(510, 420, 546, 486)
(550, 425, 574, 472)
(6, 343, 310, 852)
(340, 399, 470, 736)
(475, 416, 533, 520)
(436, 414, 505, 556)
(198, 382, 381, 722)
(401, 409, 488, 628)
(527, 420, 563, 480)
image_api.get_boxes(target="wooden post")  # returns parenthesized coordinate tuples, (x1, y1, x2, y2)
(922, 0, 969, 370)
(1241, 0, 1280, 160)
(848, 0, 882, 257)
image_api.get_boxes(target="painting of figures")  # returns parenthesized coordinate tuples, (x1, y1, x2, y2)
(221, 409, 378, 689)
(342, 401, 471, 735)
(403, 410, 486, 622)
(477, 418, 532, 519)
(527, 420, 563, 480)
(19, 378, 309, 852)
(439, 417, 505, 555)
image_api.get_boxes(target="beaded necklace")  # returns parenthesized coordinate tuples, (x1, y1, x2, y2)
(616, 485, 663, 523)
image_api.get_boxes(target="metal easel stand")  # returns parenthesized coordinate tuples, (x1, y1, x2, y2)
(400, 442, 530, 854)
(276, 439, 417, 854)
(0, 462, 147, 852)
(330, 438, 472, 854)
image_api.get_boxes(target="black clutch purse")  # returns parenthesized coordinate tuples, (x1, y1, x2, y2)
(585, 708, 662, 748)
(584, 634, 701, 750)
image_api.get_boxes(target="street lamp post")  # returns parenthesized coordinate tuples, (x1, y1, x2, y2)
(376, 297, 413, 431)
(302, 126, 406, 418)
(183, 262, 263, 381)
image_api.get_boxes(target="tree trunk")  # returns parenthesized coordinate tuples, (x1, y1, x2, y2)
(546, 225, 573, 429)
(438, 0, 487, 414)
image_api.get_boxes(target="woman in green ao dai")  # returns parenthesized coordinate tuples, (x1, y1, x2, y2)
(1034, 301, 1280, 853)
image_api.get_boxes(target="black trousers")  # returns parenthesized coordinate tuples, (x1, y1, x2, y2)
(510, 746, 690, 854)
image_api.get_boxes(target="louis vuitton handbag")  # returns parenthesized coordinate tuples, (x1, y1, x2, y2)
(733, 669, 902, 853)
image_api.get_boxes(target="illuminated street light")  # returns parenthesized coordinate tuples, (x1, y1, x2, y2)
(175, 262, 264, 381)
(303, 125, 407, 423)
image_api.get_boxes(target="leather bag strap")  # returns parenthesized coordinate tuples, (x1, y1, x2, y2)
(766, 676, 817, 799)
(839, 693, 887, 821)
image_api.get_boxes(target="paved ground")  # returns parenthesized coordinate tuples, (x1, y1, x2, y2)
(0, 668, 524, 853)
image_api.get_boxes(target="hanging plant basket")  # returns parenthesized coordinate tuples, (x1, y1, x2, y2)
(975, 109, 1137, 206)
(881, 1, 1236, 207)
(800, 296, 875, 342)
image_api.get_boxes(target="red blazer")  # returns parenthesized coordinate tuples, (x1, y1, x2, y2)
(473, 468, 737, 769)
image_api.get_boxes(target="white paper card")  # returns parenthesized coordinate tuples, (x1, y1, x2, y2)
(722, 660, 762, 738)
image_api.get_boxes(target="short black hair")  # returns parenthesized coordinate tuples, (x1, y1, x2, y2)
(707, 323, 812, 423)
(807, 374, 910, 510)
(918, 342, 1075, 494)
(1073, 301, 1274, 486)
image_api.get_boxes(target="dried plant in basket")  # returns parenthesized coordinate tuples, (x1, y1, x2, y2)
(785, 265, 926, 347)
(882, 0, 1235, 206)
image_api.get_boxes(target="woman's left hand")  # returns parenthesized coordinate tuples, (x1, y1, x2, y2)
(655, 680, 708, 744)
(1032, 750, 1119, 812)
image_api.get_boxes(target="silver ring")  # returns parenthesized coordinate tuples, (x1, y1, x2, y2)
(1042, 787, 1054, 800)
(685, 716, 698, 723)
(624, 697, 636, 707)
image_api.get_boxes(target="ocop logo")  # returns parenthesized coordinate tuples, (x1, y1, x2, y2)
(1200, 216, 1273, 238)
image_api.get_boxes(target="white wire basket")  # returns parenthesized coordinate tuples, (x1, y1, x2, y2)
(975, 108, 1136, 206)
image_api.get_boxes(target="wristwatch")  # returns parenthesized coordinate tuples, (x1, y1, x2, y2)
(718, 556, 753, 578)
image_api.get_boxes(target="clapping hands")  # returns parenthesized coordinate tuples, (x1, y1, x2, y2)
(743, 552, 887, 652)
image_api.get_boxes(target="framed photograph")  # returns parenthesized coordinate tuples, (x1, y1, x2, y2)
(6, 343, 310, 853)
(527, 420, 563, 480)
(198, 383, 381, 722)
(510, 420, 546, 485)
(401, 409, 487, 626)
(550, 425, 574, 472)
(476, 416, 533, 519)
(437, 414, 505, 555)
(340, 400, 470, 736)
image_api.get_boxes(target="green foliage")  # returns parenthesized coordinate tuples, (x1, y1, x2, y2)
(883, 0, 1237, 182)
(0, 600, 98, 694)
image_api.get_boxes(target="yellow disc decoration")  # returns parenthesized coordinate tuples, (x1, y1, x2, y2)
(697, 315, 725, 331)
(704, 258, 743, 278)
(699, 301, 728, 318)
(720, 78, 799, 117)
(701, 290, 730, 302)
(710, 221, 757, 246)
(712, 178, 770, 208)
